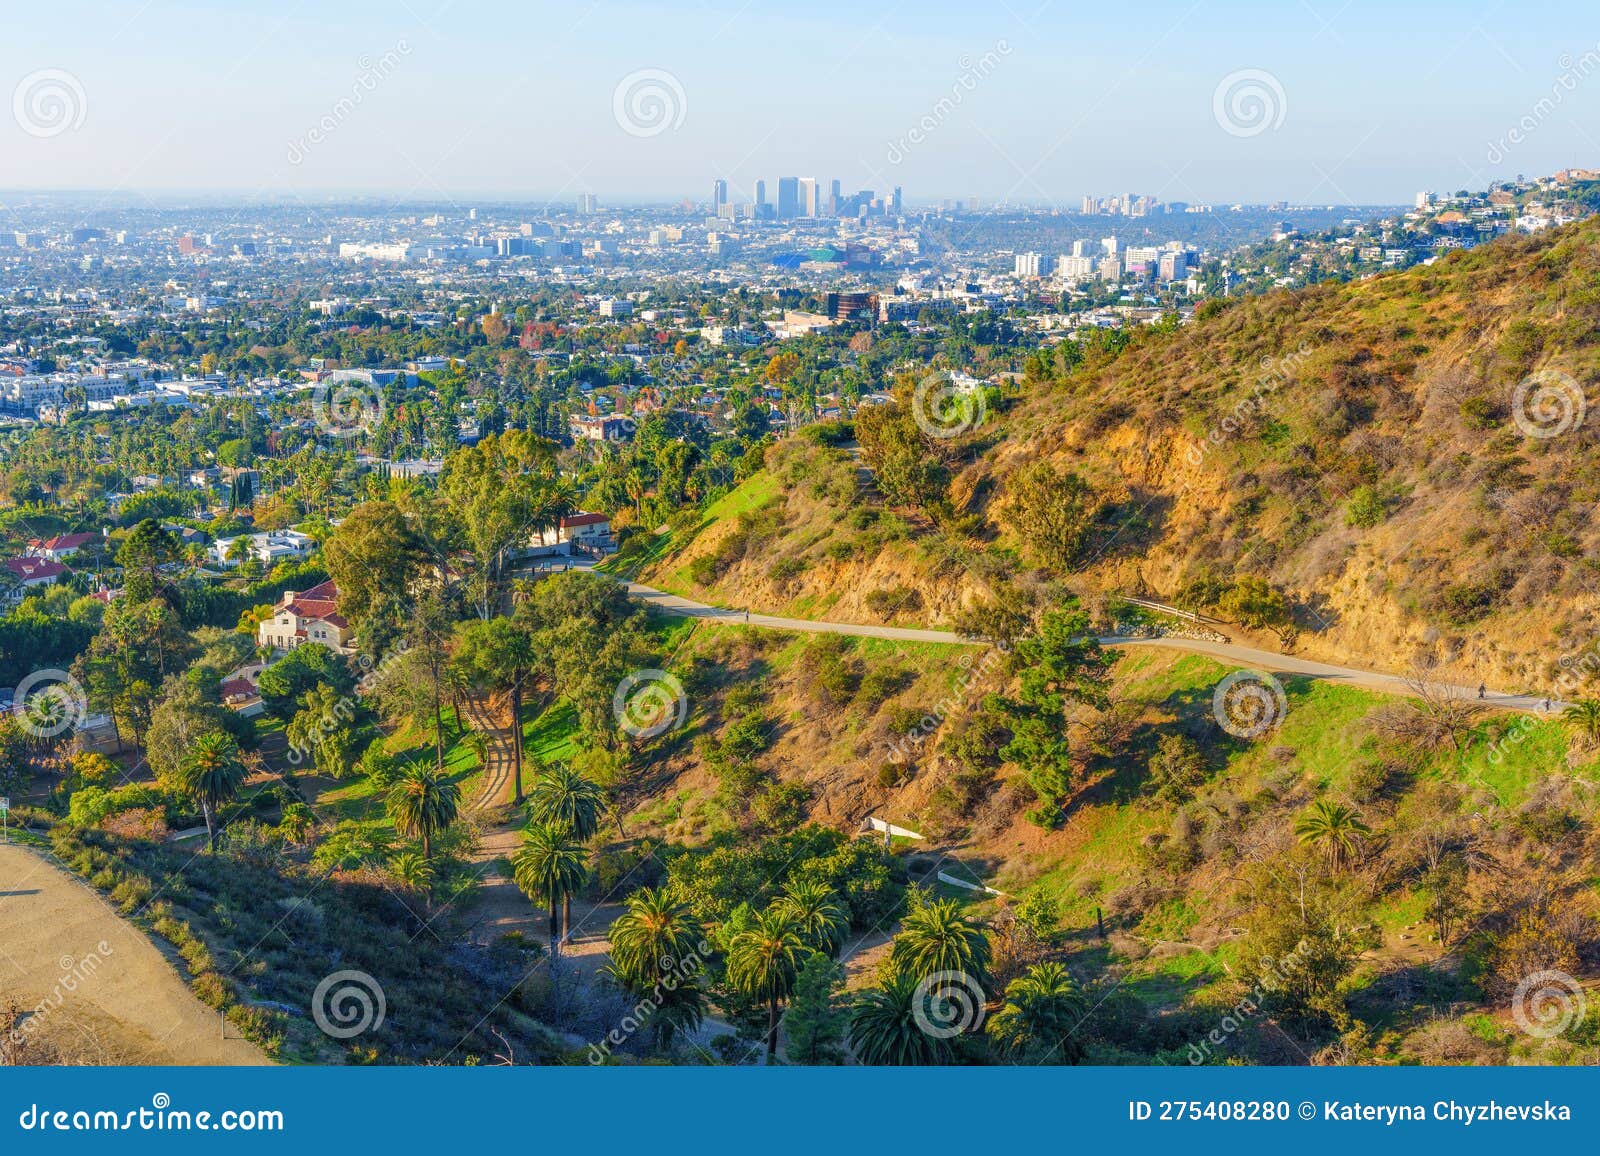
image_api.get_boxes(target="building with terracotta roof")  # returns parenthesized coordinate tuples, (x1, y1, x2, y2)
(3, 556, 70, 606)
(257, 578, 356, 655)
(26, 531, 101, 561)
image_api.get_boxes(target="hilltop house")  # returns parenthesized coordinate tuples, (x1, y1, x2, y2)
(257, 579, 355, 655)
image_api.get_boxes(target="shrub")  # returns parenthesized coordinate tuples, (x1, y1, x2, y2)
(687, 555, 720, 586)
(863, 585, 923, 618)
(855, 667, 911, 711)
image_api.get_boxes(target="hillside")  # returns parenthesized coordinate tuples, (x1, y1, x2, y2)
(634, 216, 1600, 696)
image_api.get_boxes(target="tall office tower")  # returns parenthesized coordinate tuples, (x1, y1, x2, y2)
(1081, 194, 1097, 215)
(754, 179, 767, 210)
(712, 179, 728, 215)
(1101, 235, 1119, 256)
(1071, 238, 1089, 258)
(777, 176, 800, 219)
(799, 177, 820, 217)
(1013, 252, 1043, 278)
(891, 186, 902, 215)
(828, 178, 841, 215)
(577, 193, 598, 214)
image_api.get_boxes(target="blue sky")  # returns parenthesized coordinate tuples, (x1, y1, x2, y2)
(2, 0, 1597, 203)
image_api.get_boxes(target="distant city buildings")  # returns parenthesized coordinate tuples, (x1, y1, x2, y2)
(777, 177, 799, 219)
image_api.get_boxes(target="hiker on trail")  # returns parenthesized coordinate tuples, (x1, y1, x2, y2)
(744, 608, 750, 623)
(1478, 683, 1486, 700)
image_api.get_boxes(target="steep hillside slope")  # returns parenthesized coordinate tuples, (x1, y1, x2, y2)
(640, 218, 1600, 695)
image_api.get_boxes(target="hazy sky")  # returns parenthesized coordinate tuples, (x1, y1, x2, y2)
(2, 0, 1597, 205)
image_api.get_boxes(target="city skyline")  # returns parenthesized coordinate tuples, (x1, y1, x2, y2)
(3, 1, 1598, 205)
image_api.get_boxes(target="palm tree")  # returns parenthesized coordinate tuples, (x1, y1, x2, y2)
(890, 897, 992, 987)
(849, 972, 950, 1066)
(607, 887, 704, 985)
(524, 765, 602, 935)
(1563, 699, 1600, 746)
(388, 850, 434, 907)
(385, 764, 461, 862)
(727, 907, 808, 1061)
(177, 732, 247, 851)
(774, 878, 850, 957)
(1293, 798, 1372, 870)
(512, 822, 588, 955)
(603, 888, 708, 1049)
(526, 764, 603, 843)
(986, 962, 1088, 1063)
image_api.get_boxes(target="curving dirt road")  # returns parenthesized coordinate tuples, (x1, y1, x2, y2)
(619, 577, 1566, 715)
(461, 693, 516, 815)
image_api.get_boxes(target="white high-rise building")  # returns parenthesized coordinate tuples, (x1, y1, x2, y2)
(1014, 252, 1043, 278)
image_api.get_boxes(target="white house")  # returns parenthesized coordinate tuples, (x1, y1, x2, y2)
(526, 512, 615, 557)
(211, 529, 315, 568)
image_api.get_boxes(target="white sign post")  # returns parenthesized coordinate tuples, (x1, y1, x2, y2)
(0, 796, 9, 844)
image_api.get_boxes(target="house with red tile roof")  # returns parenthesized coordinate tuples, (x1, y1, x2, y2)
(257, 578, 356, 655)
(3, 556, 70, 606)
(26, 531, 101, 561)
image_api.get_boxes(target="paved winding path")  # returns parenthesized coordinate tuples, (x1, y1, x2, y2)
(620, 577, 1567, 715)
